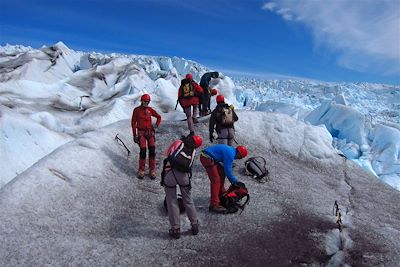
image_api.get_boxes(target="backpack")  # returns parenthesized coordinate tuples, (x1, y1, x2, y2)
(168, 137, 196, 173)
(218, 106, 234, 127)
(219, 182, 250, 214)
(164, 194, 185, 213)
(179, 78, 195, 99)
(245, 156, 268, 181)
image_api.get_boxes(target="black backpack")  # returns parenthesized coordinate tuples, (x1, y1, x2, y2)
(168, 141, 196, 173)
(164, 194, 185, 213)
(160, 136, 196, 189)
(244, 156, 268, 181)
(179, 78, 195, 99)
(219, 182, 250, 214)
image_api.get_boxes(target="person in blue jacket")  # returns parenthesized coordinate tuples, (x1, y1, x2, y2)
(200, 144, 248, 213)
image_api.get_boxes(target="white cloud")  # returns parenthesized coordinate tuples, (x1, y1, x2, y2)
(263, 0, 400, 75)
(262, 2, 277, 11)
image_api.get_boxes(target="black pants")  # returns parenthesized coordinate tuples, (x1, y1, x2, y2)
(200, 85, 210, 113)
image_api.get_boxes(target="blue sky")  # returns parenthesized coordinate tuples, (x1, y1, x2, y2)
(1, 0, 399, 85)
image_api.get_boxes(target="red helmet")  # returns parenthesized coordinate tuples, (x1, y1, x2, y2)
(216, 95, 225, 103)
(211, 88, 218, 96)
(141, 94, 151, 102)
(185, 73, 193, 80)
(236, 145, 248, 158)
(192, 135, 203, 148)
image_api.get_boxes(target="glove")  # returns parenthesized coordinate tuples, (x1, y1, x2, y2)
(209, 133, 214, 143)
(133, 135, 139, 144)
(229, 104, 235, 110)
(234, 181, 246, 188)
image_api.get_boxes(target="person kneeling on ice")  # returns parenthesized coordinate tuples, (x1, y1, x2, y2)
(131, 94, 162, 179)
(161, 134, 203, 239)
(200, 144, 248, 213)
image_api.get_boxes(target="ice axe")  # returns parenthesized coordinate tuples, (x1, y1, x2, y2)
(115, 134, 131, 157)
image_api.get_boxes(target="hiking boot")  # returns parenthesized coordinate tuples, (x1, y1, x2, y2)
(209, 205, 227, 214)
(137, 170, 145, 179)
(149, 170, 156, 180)
(189, 131, 195, 136)
(191, 223, 199, 235)
(169, 228, 180, 239)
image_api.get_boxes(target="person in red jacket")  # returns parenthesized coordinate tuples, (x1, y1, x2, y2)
(178, 74, 203, 135)
(131, 94, 162, 179)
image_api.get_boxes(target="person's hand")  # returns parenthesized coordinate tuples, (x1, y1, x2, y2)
(209, 133, 214, 143)
(133, 135, 139, 144)
(229, 104, 235, 110)
(234, 181, 246, 188)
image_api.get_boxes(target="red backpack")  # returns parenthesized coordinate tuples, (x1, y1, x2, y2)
(219, 182, 250, 214)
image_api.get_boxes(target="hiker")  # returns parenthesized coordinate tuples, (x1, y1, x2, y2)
(199, 71, 223, 116)
(178, 73, 203, 135)
(200, 144, 248, 213)
(161, 135, 203, 239)
(209, 94, 238, 146)
(131, 93, 162, 179)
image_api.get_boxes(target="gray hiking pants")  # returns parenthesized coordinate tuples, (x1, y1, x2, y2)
(184, 105, 199, 132)
(217, 128, 235, 146)
(163, 168, 198, 230)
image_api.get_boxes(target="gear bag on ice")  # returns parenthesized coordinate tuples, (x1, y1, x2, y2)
(219, 182, 249, 214)
(164, 194, 185, 213)
(245, 156, 268, 181)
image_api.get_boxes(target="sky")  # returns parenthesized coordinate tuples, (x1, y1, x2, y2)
(0, 0, 399, 84)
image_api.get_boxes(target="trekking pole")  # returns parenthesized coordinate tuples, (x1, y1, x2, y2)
(333, 200, 343, 232)
(174, 100, 179, 110)
(233, 137, 239, 145)
(115, 134, 131, 157)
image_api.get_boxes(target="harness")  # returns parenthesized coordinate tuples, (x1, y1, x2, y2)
(137, 128, 155, 141)
(161, 160, 192, 189)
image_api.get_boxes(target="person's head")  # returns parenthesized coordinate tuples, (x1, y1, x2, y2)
(141, 94, 151, 106)
(185, 73, 193, 80)
(236, 145, 248, 159)
(216, 95, 225, 104)
(192, 135, 203, 148)
(211, 88, 218, 96)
